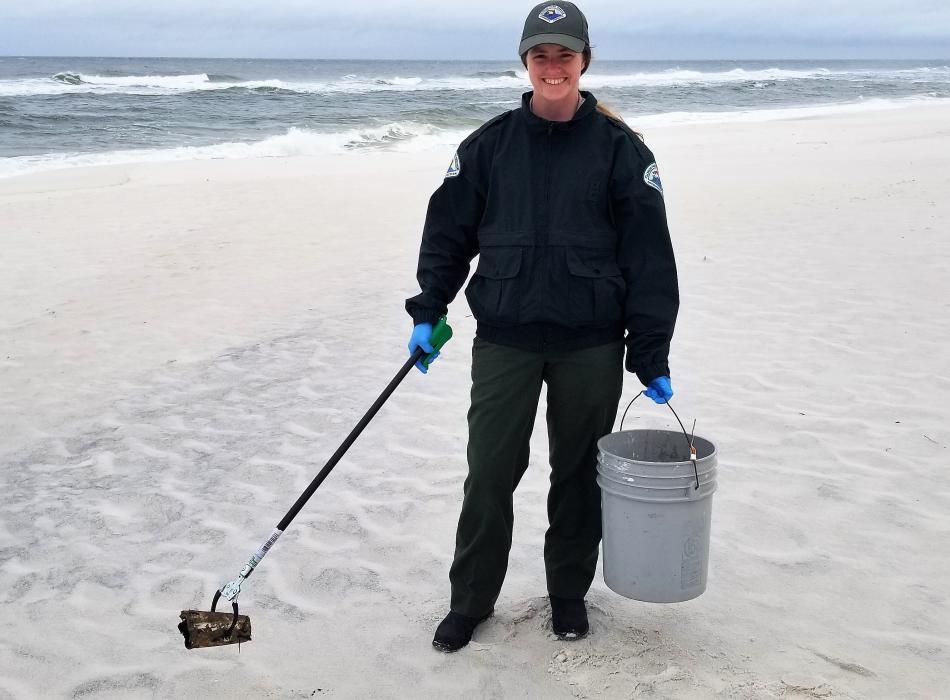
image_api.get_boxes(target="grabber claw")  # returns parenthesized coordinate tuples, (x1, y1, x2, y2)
(178, 551, 260, 648)
(178, 587, 252, 649)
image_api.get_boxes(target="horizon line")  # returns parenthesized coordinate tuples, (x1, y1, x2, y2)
(3, 54, 949, 62)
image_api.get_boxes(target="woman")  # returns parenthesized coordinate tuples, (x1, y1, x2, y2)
(405, 1, 679, 652)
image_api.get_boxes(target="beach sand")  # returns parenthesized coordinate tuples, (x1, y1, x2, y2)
(1, 102, 948, 698)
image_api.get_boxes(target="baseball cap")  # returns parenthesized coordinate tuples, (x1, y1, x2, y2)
(519, 2, 590, 56)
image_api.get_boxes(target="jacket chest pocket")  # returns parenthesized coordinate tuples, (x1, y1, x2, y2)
(465, 247, 523, 326)
(564, 248, 625, 324)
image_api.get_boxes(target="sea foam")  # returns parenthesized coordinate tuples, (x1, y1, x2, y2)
(2, 94, 948, 179)
(10, 65, 950, 98)
(0, 123, 471, 178)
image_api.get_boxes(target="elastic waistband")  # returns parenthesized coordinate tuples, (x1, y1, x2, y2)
(476, 322, 624, 353)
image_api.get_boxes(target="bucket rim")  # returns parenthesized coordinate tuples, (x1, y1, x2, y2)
(598, 474, 718, 502)
(596, 466, 717, 486)
(598, 428, 717, 466)
(597, 473, 718, 501)
(597, 454, 718, 478)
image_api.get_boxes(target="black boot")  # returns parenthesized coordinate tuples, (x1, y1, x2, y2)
(550, 595, 589, 640)
(432, 610, 492, 653)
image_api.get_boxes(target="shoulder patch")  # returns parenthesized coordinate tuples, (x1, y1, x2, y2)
(445, 151, 461, 179)
(643, 162, 663, 196)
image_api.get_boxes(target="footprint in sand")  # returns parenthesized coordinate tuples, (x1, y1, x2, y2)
(69, 672, 160, 698)
(470, 596, 615, 648)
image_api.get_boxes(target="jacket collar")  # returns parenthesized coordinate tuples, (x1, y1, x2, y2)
(519, 90, 598, 131)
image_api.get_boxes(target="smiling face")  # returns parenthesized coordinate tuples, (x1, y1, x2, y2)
(525, 43, 585, 105)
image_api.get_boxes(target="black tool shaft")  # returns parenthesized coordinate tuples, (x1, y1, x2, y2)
(275, 348, 425, 532)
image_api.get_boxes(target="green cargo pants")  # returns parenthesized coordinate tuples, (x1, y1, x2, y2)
(449, 337, 625, 617)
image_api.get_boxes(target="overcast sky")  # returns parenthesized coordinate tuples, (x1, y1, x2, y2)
(1, 1, 948, 60)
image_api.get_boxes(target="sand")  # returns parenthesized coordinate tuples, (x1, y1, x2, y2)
(1, 102, 948, 698)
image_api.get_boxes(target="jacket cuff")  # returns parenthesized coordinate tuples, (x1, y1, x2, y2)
(409, 308, 443, 326)
(629, 361, 670, 387)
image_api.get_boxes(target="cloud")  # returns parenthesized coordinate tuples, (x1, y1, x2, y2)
(1, 0, 948, 58)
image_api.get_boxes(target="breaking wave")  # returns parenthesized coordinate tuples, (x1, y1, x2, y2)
(52, 71, 84, 85)
(207, 73, 245, 83)
(0, 123, 470, 178)
(471, 70, 521, 79)
(11, 65, 948, 98)
(4, 94, 949, 180)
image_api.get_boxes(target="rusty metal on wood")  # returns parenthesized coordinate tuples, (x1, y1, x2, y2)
(178, 610, 252, 649)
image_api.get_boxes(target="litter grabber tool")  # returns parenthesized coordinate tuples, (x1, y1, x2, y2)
(178, 316, 453, 649)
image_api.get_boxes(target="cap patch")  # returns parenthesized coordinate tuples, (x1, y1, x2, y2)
(539, 5, 567, 23)
(445, 151, 460, 179)
(643, 162, 663, 196)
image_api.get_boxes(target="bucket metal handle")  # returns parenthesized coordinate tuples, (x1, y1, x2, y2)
(618, 392, 700, 490)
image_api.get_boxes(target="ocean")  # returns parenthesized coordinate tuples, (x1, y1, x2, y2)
(1, 56, 948, 177)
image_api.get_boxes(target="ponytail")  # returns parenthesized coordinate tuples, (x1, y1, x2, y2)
(595, 103, 623, 121)
(595, 103, 644, 141)
(584, 49, 643, 139)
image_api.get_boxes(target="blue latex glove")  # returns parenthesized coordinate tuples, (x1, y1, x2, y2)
(644, 376, 673, 404)
(408, 323, 439, 374)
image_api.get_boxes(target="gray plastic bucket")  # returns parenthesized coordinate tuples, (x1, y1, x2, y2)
(597, 429, 717, 603)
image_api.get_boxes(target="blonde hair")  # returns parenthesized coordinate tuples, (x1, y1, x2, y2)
(595, 103, 644, 140)
(595, 103, 623, 121)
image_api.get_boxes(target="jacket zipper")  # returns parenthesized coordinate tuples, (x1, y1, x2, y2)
(541, 123, 553, 348)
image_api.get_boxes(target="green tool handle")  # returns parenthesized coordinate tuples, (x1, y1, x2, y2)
(420, 315, 453, 370)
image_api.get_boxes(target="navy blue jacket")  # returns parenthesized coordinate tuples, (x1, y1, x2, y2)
(406, 91, 679, 385)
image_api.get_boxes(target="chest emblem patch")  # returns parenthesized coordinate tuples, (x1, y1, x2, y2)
(445, 151, 460, 178)
(539, 5, 567, 23)
(643, 162, 663, 196)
